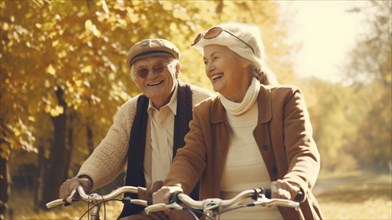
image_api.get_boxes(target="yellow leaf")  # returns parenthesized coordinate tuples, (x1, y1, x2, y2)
(3, 22, 9, 31)
(100, 0, 109, 14)
(44, 105, 51, 113)
(162, 1, 173, 11)
(45, 80, 51, 88)
(85, 19, 101, 37)
(173, 5, 190, 20)
(52, 40, 59, 47)
(58, 50, 67, 58)
(85, 19, 93, 31)
(127, 12, 139, 24)
(75, 79, 83, 87)
(14, 127, 21, 137)
(81, 65, 92, 73)
(50, 105, 64, 117)
(46, 64, 56, 75)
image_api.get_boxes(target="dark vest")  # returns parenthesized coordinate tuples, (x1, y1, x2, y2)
(118, 82, 196, 218)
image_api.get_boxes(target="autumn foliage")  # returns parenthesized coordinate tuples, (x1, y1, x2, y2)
(0, 0, 390, 218)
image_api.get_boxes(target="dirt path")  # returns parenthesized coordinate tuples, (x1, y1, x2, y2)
(312, 172, 392, 196)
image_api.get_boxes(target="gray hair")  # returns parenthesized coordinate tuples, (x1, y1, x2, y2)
(248, 64, 278, 85)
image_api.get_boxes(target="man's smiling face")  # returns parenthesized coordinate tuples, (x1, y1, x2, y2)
(133, 56, 178, 109)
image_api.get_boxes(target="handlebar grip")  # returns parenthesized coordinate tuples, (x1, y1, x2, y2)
(261, 188, 303, 201)
(145, 190, 182, 206)
(294, 191, 304, 202)
(260, 188, 271, 199)
(46, 199, 66, 209)
(144, 203, 169, 215)
(168, 191, 182, 204)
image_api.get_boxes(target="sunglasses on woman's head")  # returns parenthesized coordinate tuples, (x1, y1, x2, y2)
(135, 62, 170, 79)
(191, 27, 255, 54)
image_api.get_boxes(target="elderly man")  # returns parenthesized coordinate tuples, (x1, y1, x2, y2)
(59, 38, 215, 219)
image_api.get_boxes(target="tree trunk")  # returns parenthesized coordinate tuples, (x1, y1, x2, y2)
(35, 146, 48, 210)
(0, 155, 10, 220)
(66, 112, 74, 176)
(38, 88, 70, 209)
(87, 125, 94, 154)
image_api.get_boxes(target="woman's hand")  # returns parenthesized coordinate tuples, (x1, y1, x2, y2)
(271, 179, 301, 200)
(152, 185, 183, 204)
(59, 176, 93, 199)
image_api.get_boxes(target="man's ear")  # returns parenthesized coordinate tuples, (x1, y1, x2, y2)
(175, 62, 181, 78)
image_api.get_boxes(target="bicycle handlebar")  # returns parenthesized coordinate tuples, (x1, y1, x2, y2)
(46, 185, 148, 209)
(145, 188, 301, 215)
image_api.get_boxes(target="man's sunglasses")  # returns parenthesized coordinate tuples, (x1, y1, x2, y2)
(135, 62, 171, 79)
(191, 27, 255, 54)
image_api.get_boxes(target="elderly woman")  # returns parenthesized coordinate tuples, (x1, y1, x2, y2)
(153, 22, 323, 220)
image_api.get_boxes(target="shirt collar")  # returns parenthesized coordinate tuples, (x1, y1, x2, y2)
(147, 83, 178, 115)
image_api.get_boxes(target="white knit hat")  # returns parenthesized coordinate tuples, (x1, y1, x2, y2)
(192, 22, 266, 71)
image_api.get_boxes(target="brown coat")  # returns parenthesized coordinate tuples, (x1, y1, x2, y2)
(164, 85, 323, 219)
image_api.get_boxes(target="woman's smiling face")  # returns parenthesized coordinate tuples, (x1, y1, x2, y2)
(203, 45, 251, 102)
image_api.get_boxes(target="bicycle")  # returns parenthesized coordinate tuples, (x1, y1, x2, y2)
(47, 186, 303, 220)
(145, 187, 303, 220)
(46, 185, 147, 220)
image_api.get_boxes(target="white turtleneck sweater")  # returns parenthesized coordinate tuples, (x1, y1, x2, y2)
(219, 78, 283, 220)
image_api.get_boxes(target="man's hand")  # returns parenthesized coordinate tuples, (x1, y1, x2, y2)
(138, 180, 163, 200)
(59, 176, 93, 199)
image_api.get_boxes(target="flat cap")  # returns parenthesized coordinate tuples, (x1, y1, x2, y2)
(127, 38, 181, 67)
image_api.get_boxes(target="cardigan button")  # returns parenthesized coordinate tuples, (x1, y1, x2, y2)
(263, 144, 269, 151)
(271, 167, 277, 174)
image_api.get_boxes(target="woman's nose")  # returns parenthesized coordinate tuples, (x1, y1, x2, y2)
(206, 64, 215, 75)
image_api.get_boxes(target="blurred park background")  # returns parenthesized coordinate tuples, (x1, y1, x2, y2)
(1, 0, 391, 219)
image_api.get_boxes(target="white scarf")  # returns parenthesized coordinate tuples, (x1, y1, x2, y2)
(220, 77, 260, 116)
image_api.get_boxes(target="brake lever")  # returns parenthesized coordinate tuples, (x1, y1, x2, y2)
(64, 187, 79, 206)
